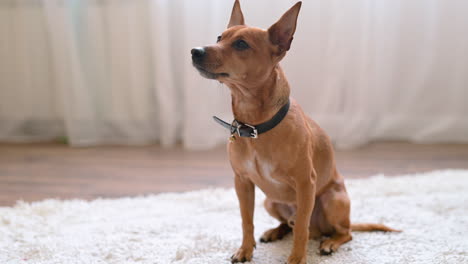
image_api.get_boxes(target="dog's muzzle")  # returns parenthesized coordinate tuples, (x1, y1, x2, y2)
(191, 47, 229, 79)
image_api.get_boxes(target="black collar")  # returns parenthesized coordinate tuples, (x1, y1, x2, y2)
(213, 99, 290, 139)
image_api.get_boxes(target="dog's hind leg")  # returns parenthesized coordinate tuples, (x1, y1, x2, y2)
(317, 180, 353, 255)
(260, 198, 294, 243)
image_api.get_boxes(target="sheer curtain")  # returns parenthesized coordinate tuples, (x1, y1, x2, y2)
(1, 0, 467, 149)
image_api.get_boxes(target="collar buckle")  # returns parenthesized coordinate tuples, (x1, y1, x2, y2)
(230, 120, 258, 139)
(243, 123, 258, 139)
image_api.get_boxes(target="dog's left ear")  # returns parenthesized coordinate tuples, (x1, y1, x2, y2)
(268, 1, 302, 53)
(228, 0, 245, 28)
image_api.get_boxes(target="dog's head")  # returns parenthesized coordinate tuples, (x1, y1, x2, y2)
(191, 0, 302, 86)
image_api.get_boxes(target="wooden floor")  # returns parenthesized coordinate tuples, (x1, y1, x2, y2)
(1, 141, 467, 206)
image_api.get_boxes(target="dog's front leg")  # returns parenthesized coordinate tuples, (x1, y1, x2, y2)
(287, 172, 316, 264)
(231, 174, 256, 263)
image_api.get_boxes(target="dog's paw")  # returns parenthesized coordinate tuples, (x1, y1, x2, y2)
(260, 223, 292, 243)
(286, 254, 307, 264)
(319, 239, 337, 255)
(319, 234, 351, 255)
(231, 246, 254, 263)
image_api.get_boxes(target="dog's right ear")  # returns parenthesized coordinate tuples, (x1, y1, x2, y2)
(228, 0, 245, 28)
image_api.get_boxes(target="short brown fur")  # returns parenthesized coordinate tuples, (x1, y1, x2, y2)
(191, 1, 399, 263)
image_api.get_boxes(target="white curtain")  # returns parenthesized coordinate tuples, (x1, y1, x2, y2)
(1, 0, 467, 149)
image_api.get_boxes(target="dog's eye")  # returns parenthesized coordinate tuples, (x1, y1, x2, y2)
(232, 39, 249, 51)
(217, 36, 222, 43)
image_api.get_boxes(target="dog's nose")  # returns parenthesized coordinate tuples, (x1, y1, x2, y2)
(191, 47, 206, 62)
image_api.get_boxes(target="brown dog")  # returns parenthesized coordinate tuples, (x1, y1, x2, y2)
(191, 1, 398, 263)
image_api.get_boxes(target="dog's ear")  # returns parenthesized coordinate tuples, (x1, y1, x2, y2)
(268, 1, 302, 53)
(228, 0, 245, 28)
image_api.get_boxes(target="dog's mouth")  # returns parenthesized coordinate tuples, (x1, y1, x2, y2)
(193, 64, 229, 80)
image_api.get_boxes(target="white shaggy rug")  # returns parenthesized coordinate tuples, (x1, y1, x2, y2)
(1, 170, 468, 264)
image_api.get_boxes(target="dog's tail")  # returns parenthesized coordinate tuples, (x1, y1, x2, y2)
(351, 223, 401, 232)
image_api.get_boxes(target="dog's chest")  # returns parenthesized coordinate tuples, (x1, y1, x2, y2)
(241, 155, 295, 203)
